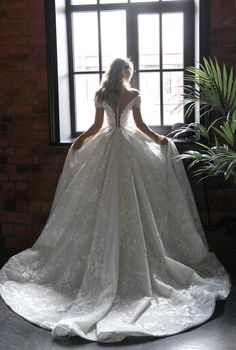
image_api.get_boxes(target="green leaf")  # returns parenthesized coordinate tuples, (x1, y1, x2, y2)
(225, 159, 236, 180)
(207, 116, 225, 132)
(196, 123, 209, 139)
(223, 63, 228, 96)
(227, 67, 234, 102)
(212, 125, 234, 146)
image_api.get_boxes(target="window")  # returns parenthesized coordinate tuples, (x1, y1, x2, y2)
(45, 0, 210, 144)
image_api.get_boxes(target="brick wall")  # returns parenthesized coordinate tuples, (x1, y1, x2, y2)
(207, 0, 236, 251)
(0, 0, 236, 253)
(0, 0, 68, 250)
(210, 0, 236, 67)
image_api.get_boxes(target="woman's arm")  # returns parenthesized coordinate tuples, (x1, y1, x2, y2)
(132, 106, 168, 145)
(72, 107, 104, 150)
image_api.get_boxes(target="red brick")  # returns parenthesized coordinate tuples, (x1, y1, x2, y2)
(4, 9, 26, 18)
(26, 0, 44, 9)
(219, 17, 236, 28)
(4, 106, 32, 114)
(0, 140, 9, 148)
(15, 182, 28, 190)
(211, 0, 219, 8)
(1, 71, 29, 79)
(29, 200, 41, 212)
(40, 201, 51, 213)
(8, 156, 32, 165)
(0, 62, 22, 71)
(31, 71, 47, 80)
(25, 225, 42, 238)
(219, 0, 234, 8)
(29, 36, 45, 45)
(16, 201, 28, 212)
(3, 88, 31, 97)
(15, 148, 29, 156)
(4, 237, 31, 250)
(22, 26, 45, 37)
(0, 28, 9, 36)
(23, 63, 36, 71)
(9, 173, 31, 181)
(14, 191, 30, 201)
(0, 211, 8, 223)
(3, 165, 15, 173)
(32, 52, 47, 62)
(2, 223, 14, 236)
(23, 8, 45, 19)
(32, 212, 48, 225)
(8, 212, 32, 224)
(0, 17, 27, 28)
(14, 224, 26, 236)
(0, 80, 12, 89)
(0, 10, 7, 17)
(3, 182, 15, 190)
(8, 28, 23, 36)
(0, 36, 28, 46)
(0, 173, 8, 181)
(26, 18, 45, 26)
(41, 192, 55, 201)
(1, 1, 27, 9)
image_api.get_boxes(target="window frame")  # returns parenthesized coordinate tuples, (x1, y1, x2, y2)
(45, 0, 210, 145)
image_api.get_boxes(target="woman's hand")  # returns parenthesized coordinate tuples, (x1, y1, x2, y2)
(158, 135, 168, 145)
(153, 134, 168, 145)
(72, 137, 84, 150)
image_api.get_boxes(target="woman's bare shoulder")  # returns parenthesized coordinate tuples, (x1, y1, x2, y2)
(125, 87, 140, 97)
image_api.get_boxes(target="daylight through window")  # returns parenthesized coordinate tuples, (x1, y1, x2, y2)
(66, 0, 194, 135)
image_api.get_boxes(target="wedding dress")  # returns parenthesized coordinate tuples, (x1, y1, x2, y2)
(0, 93, 231, 343)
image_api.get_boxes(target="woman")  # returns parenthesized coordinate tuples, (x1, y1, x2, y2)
(0, 58, 231, 343)
(72, 58, 168, 151)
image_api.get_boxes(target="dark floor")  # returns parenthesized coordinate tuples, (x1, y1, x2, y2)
(0, 272, 235, 350)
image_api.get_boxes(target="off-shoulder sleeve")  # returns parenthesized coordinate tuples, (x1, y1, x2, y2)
(94, 94, 104, 108)
(133, 94, 141, 108)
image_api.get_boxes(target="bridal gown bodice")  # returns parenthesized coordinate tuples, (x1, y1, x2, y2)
(0, 91, 231, 343)
(95, 93, 140, 129)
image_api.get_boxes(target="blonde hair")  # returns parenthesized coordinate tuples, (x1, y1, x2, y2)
(96, 57, 134, 105)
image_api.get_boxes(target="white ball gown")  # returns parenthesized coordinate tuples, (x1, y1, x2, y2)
(0, 93, 231, 343)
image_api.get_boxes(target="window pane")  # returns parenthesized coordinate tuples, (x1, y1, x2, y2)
(163, 71, 183, 125)
(131, 0, 159, 2)
(138, 14, 159, 70)
(71, 0, 97, 4)
(74, 74, 100, 131)
(101, 11, 127, 70)
(162, 13, 183, 69)
(139, 72, 160, 126)
(72, 12, 99, 71)
(100, 0, 127, 3)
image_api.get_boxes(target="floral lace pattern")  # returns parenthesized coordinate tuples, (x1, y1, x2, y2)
(0, 94, 231, 343)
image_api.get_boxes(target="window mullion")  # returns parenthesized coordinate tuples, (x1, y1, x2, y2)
(97, 10, 103, 82)
(127, 6, 139, 89)
(183, 1, 195, 123)
(66, 0, 77, 137)
(159, 12, 164, 127)
(184, 2, 194, 68)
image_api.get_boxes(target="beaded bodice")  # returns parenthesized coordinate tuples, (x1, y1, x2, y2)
(95, 94, 141, 128)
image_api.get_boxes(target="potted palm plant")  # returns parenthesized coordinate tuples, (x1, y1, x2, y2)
(170, 57, 236, 182)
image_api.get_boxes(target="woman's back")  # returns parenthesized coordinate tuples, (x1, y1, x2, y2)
(109, 88, 139, 115)
(95, 88, 141, 127)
